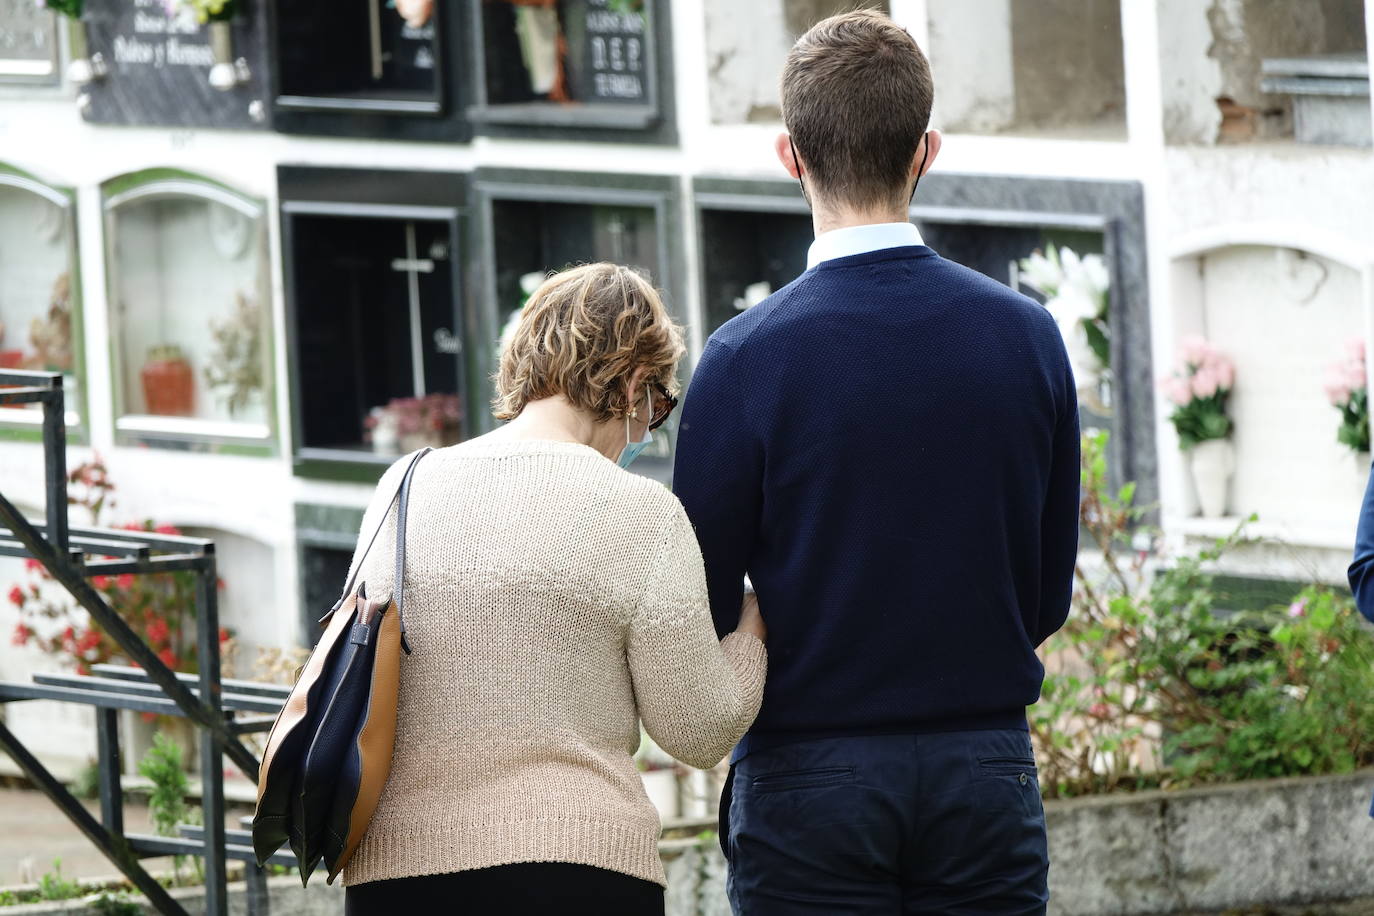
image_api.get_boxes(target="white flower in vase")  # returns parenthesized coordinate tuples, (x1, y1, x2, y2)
(365, 406, 400, 455)
(733, 281, 772, 312)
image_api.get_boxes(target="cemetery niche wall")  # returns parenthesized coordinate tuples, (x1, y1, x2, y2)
(294, 503, 364, 646)
(103, 169, 275, 452)
(0, 163, 86, 437)
(704, 0, 888, 125)
(79, 0, 269, 128)
(468, 0, 674, 143)
(926, 0, 1126, 139)
(280, 166, 471, 482)
(693, 178, 813, 340)
(269, 0, 471, 141)
(476, 167, 683, 482)
(0, 1, 61, 87)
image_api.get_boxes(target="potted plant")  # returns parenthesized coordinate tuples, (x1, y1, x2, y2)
(1324, 338, 1369, 463)
(141, 344, 195, 417)
(1160, 335, 1236, 518)
(1018, 243, 1112, 414)
(363, 393, 462, 454)
(202, 292, 263, 418)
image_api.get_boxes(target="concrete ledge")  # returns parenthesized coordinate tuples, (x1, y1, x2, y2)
(659, 770, 1374, 916)
(1, 876, 341, 915)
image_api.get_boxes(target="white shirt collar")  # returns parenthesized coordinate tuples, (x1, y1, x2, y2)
(806, 222, 925, 270)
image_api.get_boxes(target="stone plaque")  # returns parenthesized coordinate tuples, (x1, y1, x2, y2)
(81, 0, 269, 129)
(0, 1, 60, 84)
(571, 0, 649, 104)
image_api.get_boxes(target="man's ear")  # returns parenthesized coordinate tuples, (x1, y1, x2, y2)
(776, 133, 803, 180)
(914, 129, 942, 179)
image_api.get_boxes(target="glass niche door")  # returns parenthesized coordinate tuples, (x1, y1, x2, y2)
(489, 194, 672, 477)
(288, 211, 466, 464)
(0, 168, 83, 430)
(105, 175, 273, 447)
(274, 0, 443, 113)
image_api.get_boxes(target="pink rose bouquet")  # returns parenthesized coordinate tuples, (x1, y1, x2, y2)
(1159, 336, 1235, 449)
(1324, 338, 1369, 455)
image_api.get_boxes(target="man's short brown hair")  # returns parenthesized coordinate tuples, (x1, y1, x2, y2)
(493, 263, 684, 423)
(781, 10, 934, 211)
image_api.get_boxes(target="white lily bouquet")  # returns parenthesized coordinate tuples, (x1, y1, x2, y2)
(1017, 244, 1111, 413)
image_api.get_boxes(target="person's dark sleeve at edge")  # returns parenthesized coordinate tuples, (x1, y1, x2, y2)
(1035, 357, 1081, 647)
(1348, 462, 1374, 623)
(672, 341, 763, 638)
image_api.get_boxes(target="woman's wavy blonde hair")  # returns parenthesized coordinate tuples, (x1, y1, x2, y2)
(493, 263, 685, 423)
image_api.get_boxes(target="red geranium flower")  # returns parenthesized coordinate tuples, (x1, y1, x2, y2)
(146, 618, 170, 645)
(157, 648, 178, 670)
(23, 558, 40, 574)
(155, 524, 180, 536)
(91, 575, 109, 590)
(7, 586, 24, 608)
(116, 574, 134, 590)
(11, 623, 30, 646)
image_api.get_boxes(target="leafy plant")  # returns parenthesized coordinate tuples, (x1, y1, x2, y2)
(9, 456, 229, 676)
(1159, 336, 1235, 449)
(37, 858, 83, 902)
(203, 293, 264, 417)
(71, 758, 102, 800)
(138, 734, 202, 886)
(1032, 431, 1374, 797)
(87, 891, 143, 915)
(1324, 338, 1369, 455)
(35, 0, 84, 19)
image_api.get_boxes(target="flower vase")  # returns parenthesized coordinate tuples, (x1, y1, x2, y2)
(207, 21, 244, 91)
(141, 354, 195, 417)
(1189, 438, 1235, 518)
(640, 769, 679, 822)
(65, 18, 106, 85)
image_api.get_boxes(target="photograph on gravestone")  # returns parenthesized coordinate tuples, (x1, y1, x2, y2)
(80, 0, 269, 128)
(288, 214, 465, 462)
(104, 173, 274, 446)
(0, 0, 61, 85)
(0, 167, 84, 429)
(274, 0, 442, 113)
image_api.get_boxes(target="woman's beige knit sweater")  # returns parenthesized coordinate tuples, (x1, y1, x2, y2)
(338, 439, 767, 888)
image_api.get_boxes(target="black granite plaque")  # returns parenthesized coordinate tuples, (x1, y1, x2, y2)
(699, 208, 811, 336)
(81, 0, 269, 129)
(570, 0, 648, 104)
(0, 1, 60, 84)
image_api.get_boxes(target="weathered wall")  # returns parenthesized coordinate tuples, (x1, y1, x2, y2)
(1161, 0, 1368, 144)
(927, 0, 1016, 132)
(1010, 0, 1126, 130)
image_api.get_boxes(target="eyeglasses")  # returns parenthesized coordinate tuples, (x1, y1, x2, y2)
(647, 381, 678, 431)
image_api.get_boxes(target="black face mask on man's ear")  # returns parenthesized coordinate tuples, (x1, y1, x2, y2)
(790, 133, 932, 212)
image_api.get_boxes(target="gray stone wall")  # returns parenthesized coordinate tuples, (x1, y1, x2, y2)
(661, 770, 1374, 916)
(1009, 0, 1126, 131)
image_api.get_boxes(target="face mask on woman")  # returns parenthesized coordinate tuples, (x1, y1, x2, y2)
(617, 385, 654, 470)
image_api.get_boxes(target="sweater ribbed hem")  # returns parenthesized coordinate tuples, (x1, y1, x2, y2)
(341, 815, 667, 888)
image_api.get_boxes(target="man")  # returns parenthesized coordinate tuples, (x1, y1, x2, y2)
(673, 11, 1079, 914)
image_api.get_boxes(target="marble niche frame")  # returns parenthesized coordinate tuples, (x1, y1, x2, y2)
(278, 165, 474, 484)
(691, 173, 1157, 511)
(0, 161, 89, 442)
(101, 168, 278, 456)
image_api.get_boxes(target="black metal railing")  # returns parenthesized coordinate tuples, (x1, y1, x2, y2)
(0, 370, 294, 915)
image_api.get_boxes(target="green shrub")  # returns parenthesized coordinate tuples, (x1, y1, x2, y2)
(37, 858, 83, 901)
(136, 734, 201, 886)
(1032, 432, 1374, 797)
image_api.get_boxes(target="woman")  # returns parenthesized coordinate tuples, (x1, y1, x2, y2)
(341, 263, 767, 914)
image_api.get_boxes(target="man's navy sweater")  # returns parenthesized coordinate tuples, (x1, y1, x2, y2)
(673, 245, 1080, 757)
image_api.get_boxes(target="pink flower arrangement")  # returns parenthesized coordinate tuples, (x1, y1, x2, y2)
(1159, 336, 1235, 449)
(1325, 338, 1369, 454)
(364, 393, 462, 437)
(1323, 338, 1367, 407)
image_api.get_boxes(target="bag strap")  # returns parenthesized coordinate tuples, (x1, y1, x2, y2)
(322, 447, 433, 650)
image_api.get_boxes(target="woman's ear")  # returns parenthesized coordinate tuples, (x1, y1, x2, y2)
(625, 366, 650, 417)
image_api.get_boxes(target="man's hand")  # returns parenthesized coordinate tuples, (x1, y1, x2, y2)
(736, 590, 767, 644)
